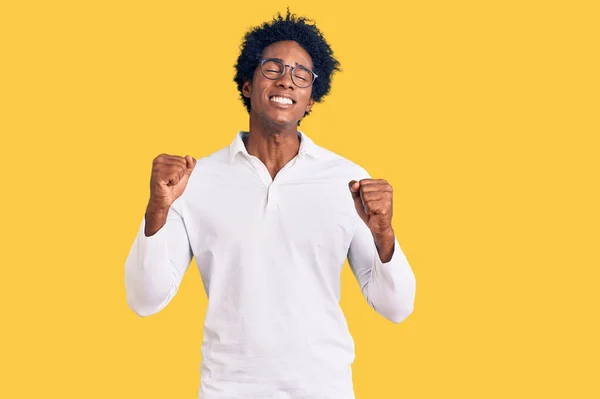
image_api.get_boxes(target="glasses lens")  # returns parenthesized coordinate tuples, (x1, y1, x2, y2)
(292, 68, 314, 88)
(261, 59, 284, 79)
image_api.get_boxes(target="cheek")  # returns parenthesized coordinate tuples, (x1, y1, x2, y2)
(300, 95, 314, 111)
(250, 81, 269, 103)
(248, 87, 263, 109)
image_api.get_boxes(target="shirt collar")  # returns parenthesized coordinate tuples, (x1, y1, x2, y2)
(228, 130, 324, 164)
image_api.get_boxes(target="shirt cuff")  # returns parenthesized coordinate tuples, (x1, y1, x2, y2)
(374, 238, 403, 267)
(135, 216, 169, 257)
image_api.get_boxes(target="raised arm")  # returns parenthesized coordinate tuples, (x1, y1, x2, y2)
(124, 154, 196, 317)
(347, 177, 416, 323)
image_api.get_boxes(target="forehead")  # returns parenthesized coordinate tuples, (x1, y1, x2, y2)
(262, 41, 313, 68)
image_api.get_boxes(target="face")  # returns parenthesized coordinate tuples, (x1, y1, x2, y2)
(242, 40, 316, 129)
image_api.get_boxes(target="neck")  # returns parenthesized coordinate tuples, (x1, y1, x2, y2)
(245, 113, 300, 179)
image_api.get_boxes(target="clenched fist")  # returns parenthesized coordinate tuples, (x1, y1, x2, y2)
(349, 178, 396, 262)
(144, 154, 196, 236)
(148, 153, 197, 211)
(349, 179, 394, 235)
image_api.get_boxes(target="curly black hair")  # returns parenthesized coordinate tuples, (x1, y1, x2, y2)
(233, 9, 341, 121)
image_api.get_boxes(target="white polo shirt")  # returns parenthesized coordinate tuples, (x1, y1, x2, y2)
(124, 131, 416, 399)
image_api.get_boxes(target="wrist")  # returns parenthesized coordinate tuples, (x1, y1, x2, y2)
(144, 200, 170, 237)
(373, 226, 395, 243)
(373, 227, 395, 263)
(146, 199, 170, 215)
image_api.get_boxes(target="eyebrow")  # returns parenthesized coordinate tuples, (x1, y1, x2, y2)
(271, 57, 311, 70)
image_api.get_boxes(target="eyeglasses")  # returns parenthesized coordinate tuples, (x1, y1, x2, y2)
(258, 58, 318, 88)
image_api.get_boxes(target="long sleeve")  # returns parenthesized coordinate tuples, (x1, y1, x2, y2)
(347, 216, 416, 324)
(124, 198, 193, 317)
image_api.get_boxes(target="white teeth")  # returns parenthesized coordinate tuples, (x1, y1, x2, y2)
(270, 96, 293, 105)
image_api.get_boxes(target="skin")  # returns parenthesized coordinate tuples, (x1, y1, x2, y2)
(241, 40, 315, 180)
(145, 40, 396, 262)
(349, 179, 396, 262)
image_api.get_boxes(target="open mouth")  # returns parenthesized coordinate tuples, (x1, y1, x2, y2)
(269, 95, 295, 105)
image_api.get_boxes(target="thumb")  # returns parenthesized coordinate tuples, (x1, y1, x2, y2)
(184, 155, 197, 175)
(348, 180, 361, 200)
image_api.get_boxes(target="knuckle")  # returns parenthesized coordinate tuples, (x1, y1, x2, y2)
(154, 153, 170, 166)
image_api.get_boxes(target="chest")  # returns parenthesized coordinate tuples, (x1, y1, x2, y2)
(182, 168, 358, 258)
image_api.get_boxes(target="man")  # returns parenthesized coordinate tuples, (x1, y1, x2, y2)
(125, 10, 416, 399)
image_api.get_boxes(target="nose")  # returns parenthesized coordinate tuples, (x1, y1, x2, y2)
(275, 65, 295, 89)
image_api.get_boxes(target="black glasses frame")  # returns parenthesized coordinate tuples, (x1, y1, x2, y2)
(258, 58, 318, 88)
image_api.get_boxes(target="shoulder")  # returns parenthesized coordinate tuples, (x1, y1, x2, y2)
(196, 146, 230, 168)
(184, 146, 232, 187)
(311, 145, 371, 180)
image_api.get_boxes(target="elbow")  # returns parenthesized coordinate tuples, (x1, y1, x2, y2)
(126, 290, 169, 318)
(129, 303, 159, 318)
(370, 296, 415, 324)
(389, 287, 416, 323)
(124, 268, 176, 318)
(387, 301, 415, 324)
(376, 277, 416, 324)
(375, 286, 416, 324)
(126, 296, 159, 317)
(389, 273, 416, 323)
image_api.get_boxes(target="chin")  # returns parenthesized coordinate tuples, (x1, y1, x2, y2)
(266, 112, 299, 128)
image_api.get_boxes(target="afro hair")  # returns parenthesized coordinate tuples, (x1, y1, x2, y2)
(233, 9, 341, 121)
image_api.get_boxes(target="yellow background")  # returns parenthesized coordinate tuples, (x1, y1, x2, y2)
(1, 0, 598, 398)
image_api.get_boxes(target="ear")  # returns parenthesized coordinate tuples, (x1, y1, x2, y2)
(242, 81, 252, 98)
(305, 98, 315, 113)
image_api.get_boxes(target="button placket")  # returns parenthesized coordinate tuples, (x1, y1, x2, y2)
(243, 153, 302, 210)
(266, 155, 302, 210)
(266, 184, 279, 211)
